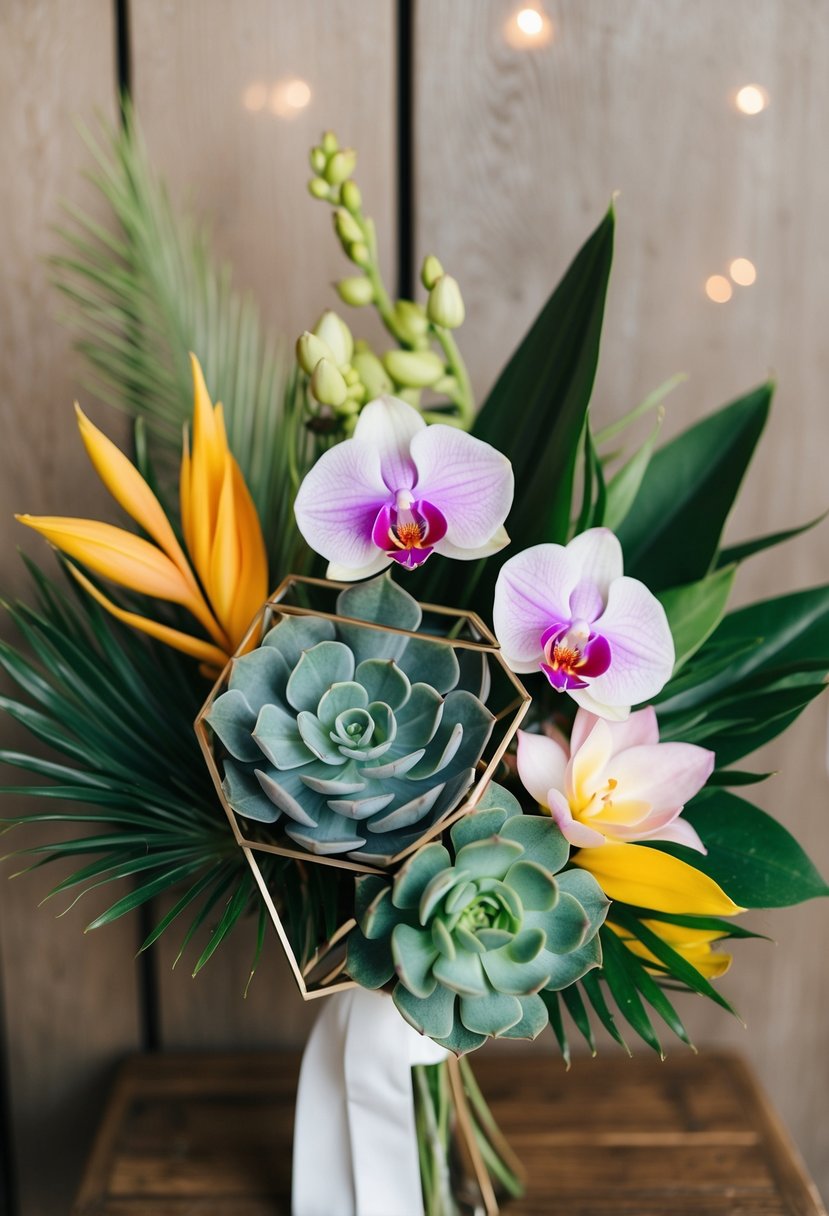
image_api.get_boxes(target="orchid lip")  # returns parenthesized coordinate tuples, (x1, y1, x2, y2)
(539, 620, 612, 691)
(371, 496, 447, 568)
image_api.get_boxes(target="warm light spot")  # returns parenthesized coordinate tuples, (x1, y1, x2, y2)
(705, 275, 733, 304)
(270, 78, 312, 118)
(735, 84, 769, 115)
(242, 82, 268, 113)
(506, 6, 554, 47)
(729, 257, 757, 286)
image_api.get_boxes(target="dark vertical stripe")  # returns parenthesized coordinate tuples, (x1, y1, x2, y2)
(113, 0, 160, 1054)
(396, 0, 415, 299)
(0, 945, 18, 1214)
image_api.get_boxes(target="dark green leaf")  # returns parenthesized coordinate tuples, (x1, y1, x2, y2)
(580, 971, 629, 1053)
(657, 566, 736, 672)
(717, 511, 827, 567)
(598, 927, 663, 1055)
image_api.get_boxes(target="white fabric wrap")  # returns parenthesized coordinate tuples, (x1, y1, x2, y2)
(292, 988, 449, 1216)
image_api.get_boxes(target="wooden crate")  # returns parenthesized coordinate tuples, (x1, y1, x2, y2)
(72, 1050, 825, 1216)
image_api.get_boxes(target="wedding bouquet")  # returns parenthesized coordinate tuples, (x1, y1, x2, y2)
(3, 114, 827, 1216)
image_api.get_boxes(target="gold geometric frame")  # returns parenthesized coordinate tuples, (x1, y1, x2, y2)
(195, 574, 531, 1001)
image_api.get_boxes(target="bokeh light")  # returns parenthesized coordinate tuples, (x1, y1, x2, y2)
(242, 82, 268, 113)
(729, 257, 757, 286)
(506, 6, 554, 47)
(270, 78, 312, 117)
(735, 84, 769, 115)
(705, 275, 733, 303)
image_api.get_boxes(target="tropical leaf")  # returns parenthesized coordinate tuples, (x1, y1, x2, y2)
(617, 383, 772, 591)
(657, 565, 736, 673)
(716, 511, 827, 567)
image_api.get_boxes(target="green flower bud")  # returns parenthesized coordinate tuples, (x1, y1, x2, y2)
(427, 275, 465, 329)
(420, 254, 444, 290)
(340, 180, 362, 213)
(383, 348, 446, 388)
(310, 357, 347, 407)
(313, 310, 354, 367)
(321, 130, 338, 155)
(308, 177, 330, 200)
(349, 241, 370, 267)
(309, 147, 327, 174)
(352, 349, 392, 399)
(336, 276, 375, 307)
(325, 149, 357, 185)
(334, 208, 364, 245)
(392, 299, 429, 344)
(296, 330, 332, 376)
(332, 392, 362, 416)
(397, 387, 422, 407)
(432, 373, 458, 396)
(344, 366, 361, 387)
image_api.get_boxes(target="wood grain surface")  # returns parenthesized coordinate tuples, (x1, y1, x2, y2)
(0, 3, 141, 1215)
(413, 0, 829, 1196)
(127, 0, 398, 1055)
(71, 1049, 827, 1216)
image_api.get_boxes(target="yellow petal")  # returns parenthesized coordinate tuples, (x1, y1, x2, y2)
(16, 515, 194, 604)
(179, 425, 193, 563)
(574, 842, 743, 916)
(69, 565, 228, 668)
(190, 353, 225, 515)
(609, 925, 733, 978)
(226, 456, 269, 646)
(75, 404, 192, 581)
(208, 454, 242, 627)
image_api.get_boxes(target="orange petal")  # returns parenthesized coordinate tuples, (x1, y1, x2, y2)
(75, 404, 193, 581)
(16, 515, 194, 604)
(69, 565, 229, 667)
(227, 456, 269, 645)
(209, 453, 242, 628)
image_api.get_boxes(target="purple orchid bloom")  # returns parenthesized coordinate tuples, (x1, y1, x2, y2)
(493, 528, 675, 719)
(294, 395, 514, 580)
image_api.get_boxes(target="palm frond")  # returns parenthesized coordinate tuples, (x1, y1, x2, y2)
(51, 99, 313, 575)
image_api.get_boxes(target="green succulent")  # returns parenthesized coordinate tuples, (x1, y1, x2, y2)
(346, 783, 609, 1053)
(205, 575, 494, 865)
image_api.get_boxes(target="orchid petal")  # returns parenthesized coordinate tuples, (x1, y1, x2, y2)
(587, 576, 675, 707)
(433, 524, 510, 562)
(327, 552, 392, 582)
(574, 842, 742, 915)
(294, 440, 388, 569)
(354, 395, 423, 492)
(607, 743, 715, 813)
(569, 686, 630, 720)
(493, 545, 578, 671)
(516, 730, 568, 807)
(410, 424, 513, 548)
(601, 705, 659, 751)
(565, 528, 623, 604)
(548, 790, 606, 848)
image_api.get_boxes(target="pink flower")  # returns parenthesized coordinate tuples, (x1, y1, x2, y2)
(492, 529, 674, 718)
(516, 707, 712, 852)
(294, 395, 513, 580)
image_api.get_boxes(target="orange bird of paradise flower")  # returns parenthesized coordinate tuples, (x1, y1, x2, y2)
(17, 354, 268, 670)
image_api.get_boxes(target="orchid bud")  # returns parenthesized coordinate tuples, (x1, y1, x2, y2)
(296, 331, 332, 377)
(336, 275, 375, 307)
(341, 180, 362, 213)
(310, 358, 348, 407)
(383, 348, 446, 388)
(392, 299, 429, 344)
(420, 254, 444, 290)
(334, 208, 363, 245)
(313, 310, 354, 367)
(321, 131, 338, 155)
(325, 149, 357, 185)
(349, 241, 370, 267)
(433, 374, 458, 396)
(308, 177, 330, 200)
(427, 275, 465, 329)
(309, 147, 327, 175)
(352, 349, 393, 398)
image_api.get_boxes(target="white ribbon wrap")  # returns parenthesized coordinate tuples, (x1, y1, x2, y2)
(292, 988, 449, 1216)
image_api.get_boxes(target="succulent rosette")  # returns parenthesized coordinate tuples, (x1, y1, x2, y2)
(205, 575, 495, 864)
(347, 784, 609, 1053)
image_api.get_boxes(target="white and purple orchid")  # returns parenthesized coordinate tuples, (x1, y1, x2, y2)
(517, 707, 713, 852)
(294, 394, 514, 580)
(492, 528, 675, 718)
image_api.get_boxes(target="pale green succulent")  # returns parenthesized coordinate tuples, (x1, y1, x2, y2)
(205, 575, 494, 865)
(346, 784, 608, 1053)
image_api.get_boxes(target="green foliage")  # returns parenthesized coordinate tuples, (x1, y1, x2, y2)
(0, 559, 333, 976)
(617, 384, 772, 591)
(51, 102, 312, 574)
(655, 792, 829, 908)
(207, 576, 494, 865)
(657, 566, 736, 673)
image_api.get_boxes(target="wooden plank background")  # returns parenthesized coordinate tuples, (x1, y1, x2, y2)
(1, 1, 827, 1211)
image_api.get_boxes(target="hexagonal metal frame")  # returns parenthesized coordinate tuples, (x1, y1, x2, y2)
(195, 574, 531, 1000)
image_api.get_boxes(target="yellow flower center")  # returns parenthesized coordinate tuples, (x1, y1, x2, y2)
(392, 521, 424, 550)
